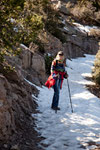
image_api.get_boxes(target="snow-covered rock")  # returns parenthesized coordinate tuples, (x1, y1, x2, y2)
(73, 22, 98, 33)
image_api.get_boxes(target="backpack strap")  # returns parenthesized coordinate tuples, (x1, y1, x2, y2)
(56, 60, 58, 67)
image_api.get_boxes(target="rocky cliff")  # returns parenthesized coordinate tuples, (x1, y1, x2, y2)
(0, 64, 42, 150)
(46, 0, 99, 58)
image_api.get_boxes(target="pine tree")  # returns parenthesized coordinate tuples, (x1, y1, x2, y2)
(0, 0, 44, 63)
(0, 0, 24, 61)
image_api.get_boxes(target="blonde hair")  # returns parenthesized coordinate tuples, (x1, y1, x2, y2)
(56, 51, 64, 61)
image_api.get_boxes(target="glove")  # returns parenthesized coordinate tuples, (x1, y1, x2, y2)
(64, 71, 68, 79)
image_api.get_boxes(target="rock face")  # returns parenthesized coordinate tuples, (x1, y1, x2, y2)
(63, 35, 99, 58)
(0, 66, 42, 150)
(45, 0, 99, 58)
(39, 32, 63, 56)
(39, 30, 99, 59)
(10, 43, 46, 86)
(32, 52, 46, 83)
(0, 75, 12, 141)
(60, 3, 70, 15)
(21, 48, 32, 69)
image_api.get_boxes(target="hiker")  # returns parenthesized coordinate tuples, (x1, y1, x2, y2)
(45, 51, 68, 110)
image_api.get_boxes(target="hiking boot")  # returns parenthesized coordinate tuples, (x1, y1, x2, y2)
(57, 107, 60, 110)
(51, 106, 60, 110)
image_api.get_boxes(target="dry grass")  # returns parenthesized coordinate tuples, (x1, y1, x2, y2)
(89, 28, 100, 38)
(66, 1, 100, 26)
(94, 10, 100, 22)
(93, 50, 100, 85)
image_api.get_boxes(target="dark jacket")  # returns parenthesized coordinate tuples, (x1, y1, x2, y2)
(45, 59, 67, 89)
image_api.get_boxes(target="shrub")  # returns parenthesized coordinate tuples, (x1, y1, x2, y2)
(45, 18, 66, 43)
(95, 11, 100, 24)
(44, 4, 66, 43)
(69, 0, 100, 25)
(34, 39, 45, 53)
(0, 0, 44, 61)
(89, 28, 100, 38)
(93, 50, 100, 85)
(71, 1, 95, 24)
(45, 54, 54, 74)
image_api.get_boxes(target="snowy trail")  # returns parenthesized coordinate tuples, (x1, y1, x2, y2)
(32, 54, 100, 150)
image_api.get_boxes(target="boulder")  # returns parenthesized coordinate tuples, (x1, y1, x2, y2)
(63, 34, 99, 58)
(60, 5, 70, 15)
(21, 49, 32, 70)
(7, 43, 46, 86)
(32, 53, 46, 82)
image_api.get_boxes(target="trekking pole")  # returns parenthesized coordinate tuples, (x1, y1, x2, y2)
(67, 78, 73, 113)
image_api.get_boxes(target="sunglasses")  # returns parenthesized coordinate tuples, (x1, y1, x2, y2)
(59, 54, 64, 56)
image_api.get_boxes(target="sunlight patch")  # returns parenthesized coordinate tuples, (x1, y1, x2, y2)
(72, 91, 96, 100)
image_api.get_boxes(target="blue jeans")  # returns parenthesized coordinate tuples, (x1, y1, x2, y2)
(51, 78, 62, 108)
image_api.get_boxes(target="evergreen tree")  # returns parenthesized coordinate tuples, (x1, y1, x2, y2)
(0, 0, 44, 63)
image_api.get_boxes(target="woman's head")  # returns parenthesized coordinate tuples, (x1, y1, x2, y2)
(56, 51, 64, 62)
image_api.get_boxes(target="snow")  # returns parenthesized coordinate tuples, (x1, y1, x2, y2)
(13, 27, 18, 32)
(64, 27, 69, 31)
(72, 35, 77, 37)
(24, 78, 40, 90)
(0, 101, 3, 107)
(10, 18, 16, 23)
(62, 20, 66, 25)
(31, 54, 100, 150)
(47, 53, 52, 57)
(73, 22, 98, 33)
(32, 94, 38, 101)
(20, 44, 29, 50)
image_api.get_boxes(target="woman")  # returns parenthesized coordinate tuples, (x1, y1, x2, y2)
(45, 51, 68, 111)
